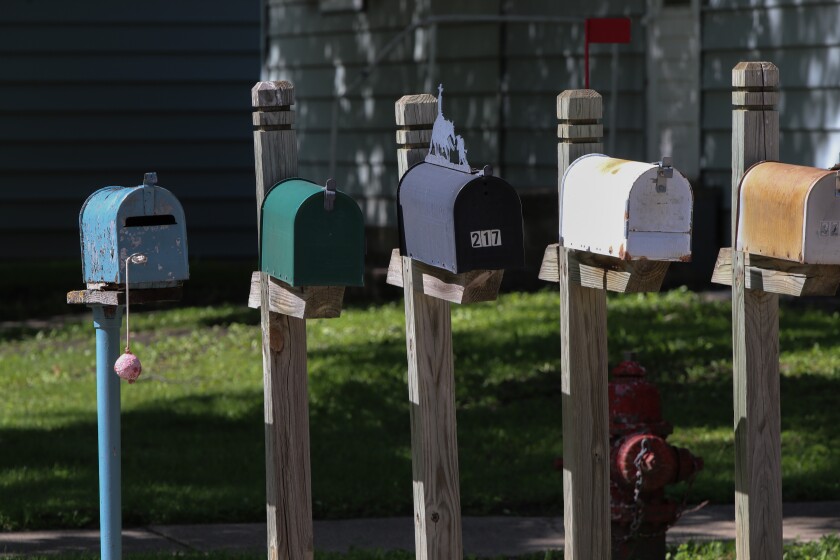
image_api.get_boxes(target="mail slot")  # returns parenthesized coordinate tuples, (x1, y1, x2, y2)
(560, 154, 693, 261)
(79, 173, 189, 288)
(736, 161, 840, 264)
(397, 161, 525, 273)
(261, 177, 365, 286)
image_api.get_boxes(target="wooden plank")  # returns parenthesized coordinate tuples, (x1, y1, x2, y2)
(385, 249, 502, 304)
(395, 93, 463, 560)
(712, 248, 840, 297)
(539, 244, 669, 293)
(730, 61, 782, 560)
(66, 287, 182, 306)
(248, 271, 345, 318)
(252, 80, 314, 560)
(556, 90, 610, 560)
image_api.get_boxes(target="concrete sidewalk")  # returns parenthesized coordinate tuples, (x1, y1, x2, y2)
(2, 502, 839, 556)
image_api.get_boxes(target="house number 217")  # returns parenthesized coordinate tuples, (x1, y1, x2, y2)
(470, 229, 502, 248)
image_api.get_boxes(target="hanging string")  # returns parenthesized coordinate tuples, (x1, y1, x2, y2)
(125, 255, 132, 352)
(115, 253, 146, 384)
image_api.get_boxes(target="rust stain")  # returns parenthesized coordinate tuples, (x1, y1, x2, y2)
(738, 162, 833, 263)
(598, 158, 634, 175)
(618, 244, 625, 259)
(608, 245, 613, 255)
(679, 254, 692, 262)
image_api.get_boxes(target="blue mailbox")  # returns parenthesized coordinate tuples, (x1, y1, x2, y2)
(79, 173, 189, 288)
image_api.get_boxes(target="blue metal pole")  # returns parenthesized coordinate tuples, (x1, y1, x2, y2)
(91, 304, 123, 560)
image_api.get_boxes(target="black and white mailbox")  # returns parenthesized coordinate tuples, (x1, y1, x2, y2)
(397, 161, 525, 273)
(560, 154, 693, 261)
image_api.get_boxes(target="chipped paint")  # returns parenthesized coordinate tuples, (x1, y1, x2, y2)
(79, 180, 189, 288)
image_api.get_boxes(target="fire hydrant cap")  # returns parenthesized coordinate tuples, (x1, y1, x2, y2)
(612, 360, 646, 377)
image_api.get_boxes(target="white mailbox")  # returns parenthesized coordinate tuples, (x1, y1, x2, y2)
(560, 154, 693, 261)
(737, 161, 840, 264)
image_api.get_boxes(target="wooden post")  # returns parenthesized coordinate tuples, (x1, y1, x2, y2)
(557, 90, 610, 559)
(252, 81, 314, 560)
(730, 62, 782, 560)
(395, 94, 463, 560)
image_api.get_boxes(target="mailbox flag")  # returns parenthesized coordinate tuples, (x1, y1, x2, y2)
(585, 17, 631, 88)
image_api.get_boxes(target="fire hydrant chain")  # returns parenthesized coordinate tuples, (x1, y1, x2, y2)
(628, 437, 650, 538)
(605, 357, 705, 557)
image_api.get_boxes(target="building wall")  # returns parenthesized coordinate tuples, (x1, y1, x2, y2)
(0, 0, 261, 259)
(700, 0, 840, 212)
(264, 0, 649, 235)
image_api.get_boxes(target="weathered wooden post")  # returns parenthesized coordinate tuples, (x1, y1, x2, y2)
(250, 80, 312, 560)
(386, 91, 523, 560)
(249, 81, 365, 560)
(67, 172, 189, 560)
(711, 61, 840, 559)
(729, 61, 782, 560)
(544, 89, 610, 559)
(540, 90, 691, 558)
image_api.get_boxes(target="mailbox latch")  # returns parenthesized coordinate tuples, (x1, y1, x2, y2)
(654, 157, 673, 193)
(832, 153, 840, 197)
(324, 178, 336, 211)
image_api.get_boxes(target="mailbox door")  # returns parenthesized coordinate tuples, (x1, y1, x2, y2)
(453, 176, 524, 272)
(116, 186, 189, 286)
(293, 193, 365, 286)
(803, 174, 840, 264)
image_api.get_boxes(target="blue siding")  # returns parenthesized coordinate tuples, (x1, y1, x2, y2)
(0, 0, 261, 259)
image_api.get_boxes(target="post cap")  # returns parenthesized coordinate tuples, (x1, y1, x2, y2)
(732, 61, 779, 89)
(252, 81, 295, 108)
(557, 89, 602, 120)
(395, 93, 437, 127)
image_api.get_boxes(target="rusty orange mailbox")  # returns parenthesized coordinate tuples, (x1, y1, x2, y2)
(736, 162, 840, 264)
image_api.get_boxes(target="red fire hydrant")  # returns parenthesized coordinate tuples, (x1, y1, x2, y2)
(609, 357, 703, 559)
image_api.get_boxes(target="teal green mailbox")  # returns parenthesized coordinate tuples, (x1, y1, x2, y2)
(261, 178, 365, 286)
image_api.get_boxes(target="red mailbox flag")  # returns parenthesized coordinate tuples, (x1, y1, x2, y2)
(585, 17, 631, 88)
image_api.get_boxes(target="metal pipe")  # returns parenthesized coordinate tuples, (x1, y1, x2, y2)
(92, 304, 124, 560)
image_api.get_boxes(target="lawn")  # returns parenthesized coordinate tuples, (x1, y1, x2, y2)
(2, 288, 840, 531)
(6, 537, 840, 559)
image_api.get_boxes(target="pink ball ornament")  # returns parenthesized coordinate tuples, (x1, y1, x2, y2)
(115, 351, 142, 384)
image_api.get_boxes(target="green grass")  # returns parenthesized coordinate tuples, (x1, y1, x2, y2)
(6, 536, 840, 559)
(2, 288, 840, 531)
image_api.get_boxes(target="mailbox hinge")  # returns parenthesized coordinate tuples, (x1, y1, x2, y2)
(324, 178, 336, 211)
(653, 157, 673, 193)
(624, 199, 630, 239)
